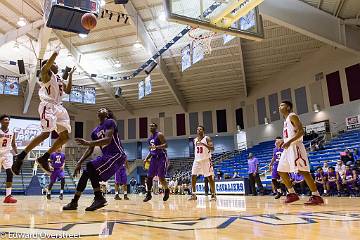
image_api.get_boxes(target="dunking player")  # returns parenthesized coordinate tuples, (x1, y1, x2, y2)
(46, 147, 66, 200)
(189, 126, 216, 201)
(12, 47, 76, 175)
(63, 108, 127, 211)
(277, 101, 324, 205)
(114, 159, 130, 200)
(269, 136, 284, 199)
(0, 115, 18, 203)
(143, 123, 170, 202)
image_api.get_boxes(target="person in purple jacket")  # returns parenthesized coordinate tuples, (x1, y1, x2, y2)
(46, 147, 65, 200)
(269, 137, 284, 199)
(114, 159, 130, 200)
(63, 108, 127, 211)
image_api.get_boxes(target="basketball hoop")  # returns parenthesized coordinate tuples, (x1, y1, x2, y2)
(188, 27, 215, 54)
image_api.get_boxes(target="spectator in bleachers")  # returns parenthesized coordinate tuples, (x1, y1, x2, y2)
(326, 167, 341, 197)
(341, 149, 354, 165)
(335, 160, 346, 178)
(216, 170, 223, 180)
(129, 177, 137, 194)
(247, 153, 264, 196)
(314, 167, 327, 196)
(354, 148, 360, 161)
(290, 173, 307, 195)
(342, 165, 357, 196)
(322, 161, 329, 173)
(232, 171, 239, 179)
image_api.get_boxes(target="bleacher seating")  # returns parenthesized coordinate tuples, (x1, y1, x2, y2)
(0, 160, 76, 195)
(213, 130, 360, 188)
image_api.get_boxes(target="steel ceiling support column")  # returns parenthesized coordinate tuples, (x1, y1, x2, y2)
(124, 0, 187, 112)
(259, 0, 360, 54)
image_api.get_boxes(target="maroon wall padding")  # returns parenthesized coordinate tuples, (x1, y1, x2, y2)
(326, 71, 344, 106)
(139, 117, 148, 139)
(345, 63, 360, 101)
(176, 113, 186, 136)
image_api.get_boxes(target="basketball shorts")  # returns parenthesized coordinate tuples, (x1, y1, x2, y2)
(277, 142, 310, 173)
(50, 169, 65, 184)
(147, 154, 169, 178)
(38, 102, 71, 133)
(0, 152, 13, 170)
(191, 158, 214, 177)
(115, 167, 127, 185)
(91, 153, 126, 182)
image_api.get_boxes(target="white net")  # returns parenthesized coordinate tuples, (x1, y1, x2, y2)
(188, 27, 215, 54)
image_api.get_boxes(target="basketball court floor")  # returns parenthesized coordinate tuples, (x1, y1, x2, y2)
(0, 195, 359, 239)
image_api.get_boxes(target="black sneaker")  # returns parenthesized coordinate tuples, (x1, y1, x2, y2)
(143, 193, 152, 202)
(124, 195, 129, 200)
(46, 194, 51, 200)
(210, 194, 217, 201)
(63, 199, 78, 210)
(85, 197, 107, 211)
(274, 192, 282, 199)
(11, 155, 24, 175)
(163, 189, 170, 202)
(37, 157, 52, 174)
(59, 194, 63, 200)
(114, 194, 122, 200)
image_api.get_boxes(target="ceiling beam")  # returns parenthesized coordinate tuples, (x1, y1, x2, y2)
(238, 39, 248, 97)
(0, 19, 43, 47)
(259, 0, 360, 54)
(53, 30, 134, 114)
(23, 26, 51, 113)
(124, 0, 187, 112)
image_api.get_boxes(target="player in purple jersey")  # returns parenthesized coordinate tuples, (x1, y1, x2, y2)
(143, 123, 170, 202)
(314, 167, 327, 196)
(342, 165, 357, 196)
(114, 159, 130, 200)
(63, 108, 127, 211)
(326, 167, 341, 196)
(269, 137, 284, 199)
(46, 147, 66, 200)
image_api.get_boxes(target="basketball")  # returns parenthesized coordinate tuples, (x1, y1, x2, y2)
(81, 13, 97, 30)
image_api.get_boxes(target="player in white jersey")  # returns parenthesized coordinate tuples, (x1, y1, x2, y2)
(0, 115, 18, 203)
(12, 47, 76, 175)
(189, 125, 216, 201)
(277, 101, 324, 205)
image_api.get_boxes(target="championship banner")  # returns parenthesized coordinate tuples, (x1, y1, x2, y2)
(196, 180, 245, 195)
(346, 115, 360, 130)
(305, 122, 326, 134)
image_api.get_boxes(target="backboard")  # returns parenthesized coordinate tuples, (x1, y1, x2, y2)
(164, 0, 264, 41)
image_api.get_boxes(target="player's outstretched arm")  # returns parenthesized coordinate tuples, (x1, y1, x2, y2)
(64, 66, 76, 94)
(40, 46, 60, 83)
